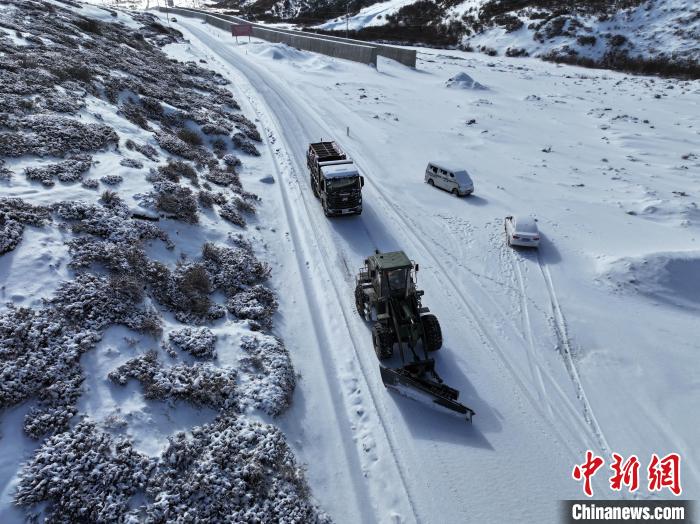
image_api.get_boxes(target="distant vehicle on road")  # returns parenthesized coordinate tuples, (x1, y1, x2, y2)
(424, 162, 474, 196)
(505, 215, 540, 248)
(307, 141, 364, 216)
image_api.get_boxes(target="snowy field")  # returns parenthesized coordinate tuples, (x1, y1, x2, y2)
(159, 15, 699, 522)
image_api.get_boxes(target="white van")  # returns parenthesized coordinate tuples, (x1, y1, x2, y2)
(424, 162, 474, 196)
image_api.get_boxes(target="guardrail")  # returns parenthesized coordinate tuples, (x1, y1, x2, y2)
(157, 7, 416, 68)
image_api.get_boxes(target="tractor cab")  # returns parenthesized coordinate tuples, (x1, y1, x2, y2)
(366, 251, 417, 298)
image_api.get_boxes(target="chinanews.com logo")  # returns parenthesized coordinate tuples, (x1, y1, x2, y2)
(562, 451, 694, 523)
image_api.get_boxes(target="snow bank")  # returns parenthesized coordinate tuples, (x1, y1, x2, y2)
(600, 251, 700, 311)
(445, 71, 488, 90)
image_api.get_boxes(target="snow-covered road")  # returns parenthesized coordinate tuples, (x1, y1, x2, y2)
(163, 16, 699, 522)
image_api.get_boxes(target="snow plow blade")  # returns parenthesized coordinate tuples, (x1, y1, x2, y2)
(380, 366, 475, 422)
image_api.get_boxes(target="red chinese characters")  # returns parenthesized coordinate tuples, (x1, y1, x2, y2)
(572, 450, 605, 497)
(609, 453, 640, 492)
(648, 453, 682, 496)
(573, 451, 683, 497)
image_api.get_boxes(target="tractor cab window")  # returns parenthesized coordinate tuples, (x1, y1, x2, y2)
(386, 268, 408, 293)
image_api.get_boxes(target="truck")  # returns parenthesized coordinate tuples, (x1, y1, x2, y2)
(307, 141, 364, 216)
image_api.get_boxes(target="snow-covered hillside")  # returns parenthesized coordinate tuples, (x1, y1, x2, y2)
(229, 0, 700, 76)
(154, 13, 699, 523)
(0, 1, 327, 521)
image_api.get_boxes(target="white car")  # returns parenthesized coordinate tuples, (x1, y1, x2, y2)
(424, 162, 474, 196)
(505, 215, 540, 248)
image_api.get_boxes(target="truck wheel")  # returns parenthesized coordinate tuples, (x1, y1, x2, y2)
(428, 179, 435, 187)
(372, 323, 393, 360)
(311, 176, 319, 198)
(355, 283, 366, 319)
(422, 314, 442, 352)
(452, 188, 459, 197)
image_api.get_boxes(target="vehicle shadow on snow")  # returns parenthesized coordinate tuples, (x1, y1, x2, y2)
(512, 232, 561, 266)
(461, 194, 489, 207)
(327, 203, 403, 263)
(384, 346, 498, 450)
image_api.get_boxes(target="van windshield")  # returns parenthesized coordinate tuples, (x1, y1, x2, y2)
(454, 171, 472, 184)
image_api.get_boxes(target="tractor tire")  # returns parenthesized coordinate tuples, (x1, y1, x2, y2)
(422, 314, 443, 352)
(355, 283, 366, 319)
(372, 323, 393, 360)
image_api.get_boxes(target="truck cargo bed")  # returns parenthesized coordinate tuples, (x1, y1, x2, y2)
(309, 141, 346, 162)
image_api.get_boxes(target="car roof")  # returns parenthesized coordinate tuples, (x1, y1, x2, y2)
(514, 216, 538, 232)
(372, 251, 412, 270)
(428, 161, 468, 175)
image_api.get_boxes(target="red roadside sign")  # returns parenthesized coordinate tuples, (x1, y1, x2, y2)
(231, 24, 253, 38)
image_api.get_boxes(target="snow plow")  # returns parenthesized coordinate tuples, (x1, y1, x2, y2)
(355, 250, 474, 421)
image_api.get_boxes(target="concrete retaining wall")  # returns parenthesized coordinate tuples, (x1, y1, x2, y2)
(159, 7, 415, 68)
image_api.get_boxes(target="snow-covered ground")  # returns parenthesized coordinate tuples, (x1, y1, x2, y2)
(161, 15, 700, 522)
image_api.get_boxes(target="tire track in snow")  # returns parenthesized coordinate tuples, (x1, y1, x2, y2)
(536, 253, 612, 456)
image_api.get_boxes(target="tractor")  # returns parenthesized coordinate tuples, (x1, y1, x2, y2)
(355, 250, 474, 420)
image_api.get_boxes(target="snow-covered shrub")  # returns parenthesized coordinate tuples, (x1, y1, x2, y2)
(145, 260, 223, 323)
(109, 351, 237, 410)
(0, 272, 156, 438)
(227, 285, 278, 330)
(120, 157, 144, 169)
(158, 159, 198, 183)
(177, 127, 203, 147)
(144, 416, 327, 523)
(168, 327, 217, 359)
(0, 160, 12, 180)
(151, 180, 199, 223)
(205, 164, 240, 187)
(15, 422, 154, 522)
(232, 132, 261, 156)
(219, 201, 246, 227)
(202, 239, 270, 295)
(0, 217, 23, 255)
(232, 194, 258, 215)
(155, 131, 202, 161)
(68, 237, 148, 273)
(24, 156, 92, 186)
(231, 113, 262, 142)
(125, 139, 159, 161)
(100, 174, 123, 185)
(0, 198, 51, 255)
(222, 153, 242, 169)
(239, 335, 295, 417)
(0, 116, 117, 157)
(81, 178, 99, 189)
(197, 189, 227, 209)
(56, 199, 169, 246)
(119, 101, 151, 130)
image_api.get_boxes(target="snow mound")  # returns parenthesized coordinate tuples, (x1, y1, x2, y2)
(445, 72, 487, 90)
(601, 251, 700, 311)
(254, 43, 308, 62)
